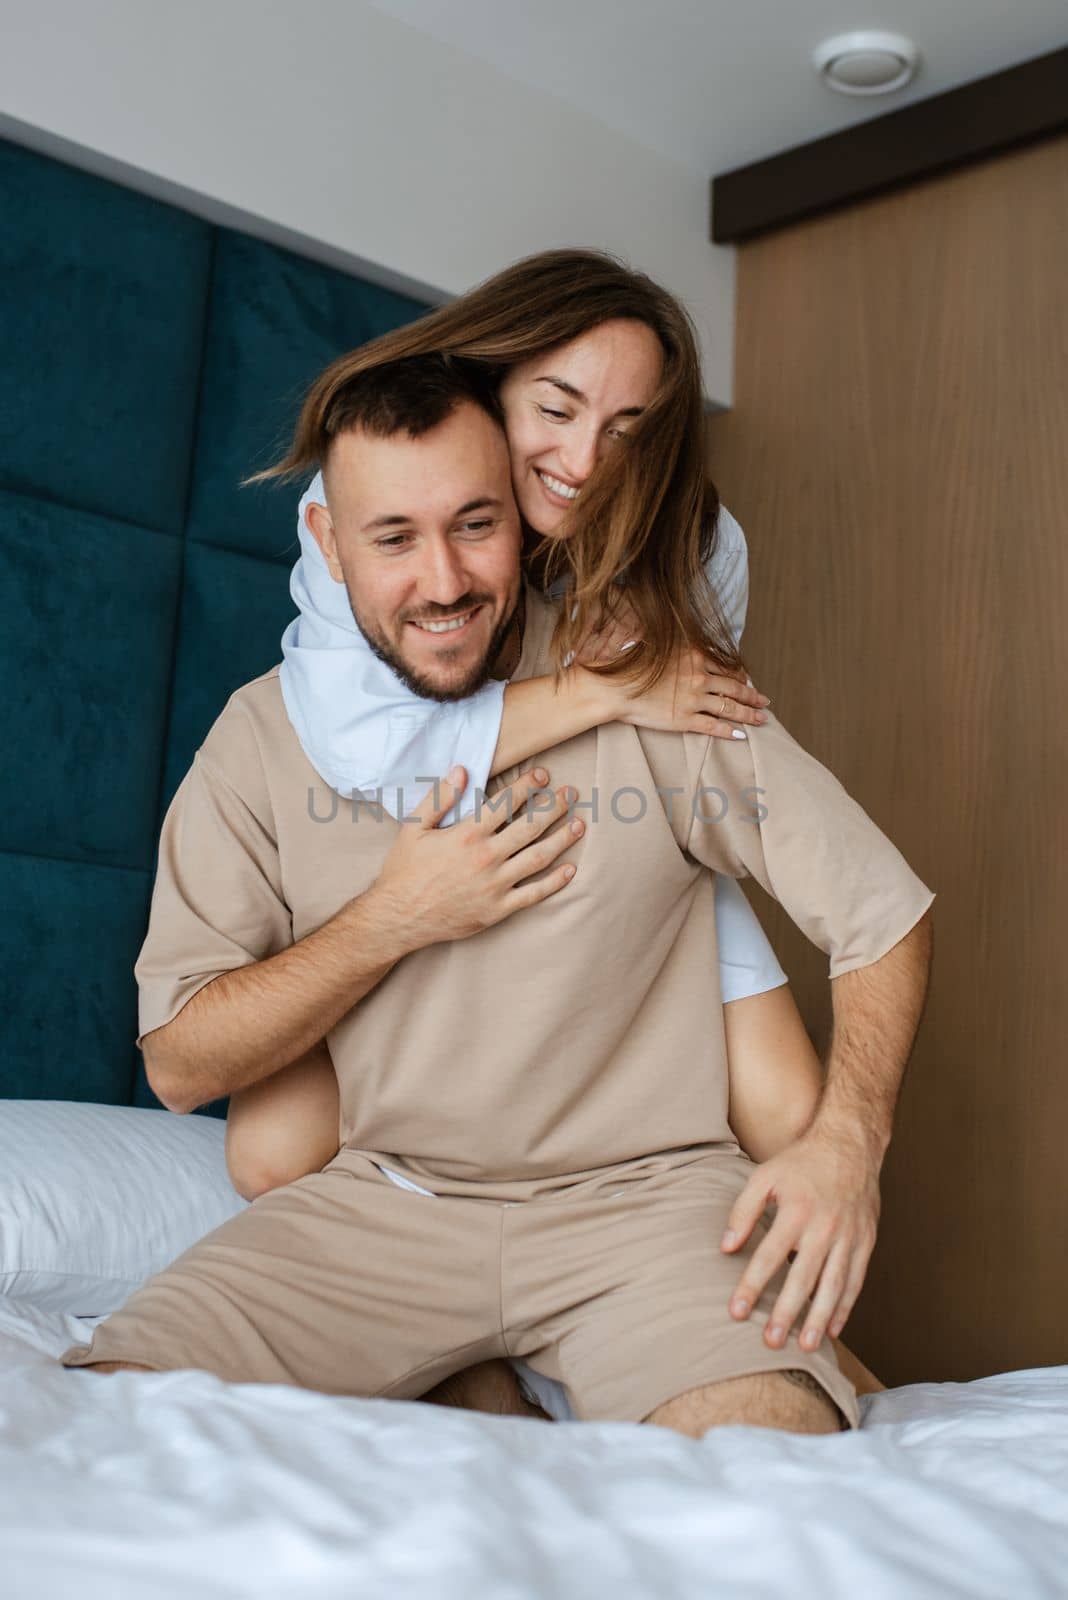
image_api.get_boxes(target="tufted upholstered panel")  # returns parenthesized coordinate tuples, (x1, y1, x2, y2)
(0, 137, 429, 1115)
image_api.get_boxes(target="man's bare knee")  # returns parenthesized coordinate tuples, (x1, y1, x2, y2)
(644, 1369, 843, 1438)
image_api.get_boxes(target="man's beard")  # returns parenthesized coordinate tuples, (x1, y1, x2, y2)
(345, 585, 522, 703)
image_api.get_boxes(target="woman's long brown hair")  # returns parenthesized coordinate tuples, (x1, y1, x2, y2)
(250, 248, 745, 693)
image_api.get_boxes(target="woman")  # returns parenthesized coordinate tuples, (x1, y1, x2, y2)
(228, 249, 884, 1415)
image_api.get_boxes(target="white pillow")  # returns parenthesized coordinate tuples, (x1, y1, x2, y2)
(0, 1101, 247, 1314)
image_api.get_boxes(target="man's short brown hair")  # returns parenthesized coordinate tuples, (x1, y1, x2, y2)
(317, 353, 504, 467)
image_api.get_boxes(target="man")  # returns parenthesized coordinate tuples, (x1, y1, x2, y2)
(60, 356, 933, 1437)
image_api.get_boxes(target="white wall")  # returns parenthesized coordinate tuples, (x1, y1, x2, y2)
(0, 0, 735, 404)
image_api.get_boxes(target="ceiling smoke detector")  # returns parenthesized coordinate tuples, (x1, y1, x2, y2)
(812, 31, 920, 96)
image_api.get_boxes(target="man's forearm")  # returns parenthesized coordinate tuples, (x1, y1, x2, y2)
(144, 888, 413, 1115)
(811, 909, 933, 1164)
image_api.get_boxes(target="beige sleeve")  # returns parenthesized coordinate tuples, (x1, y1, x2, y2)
(682, 713, 935, 980)
(133, 752, 293, 1047)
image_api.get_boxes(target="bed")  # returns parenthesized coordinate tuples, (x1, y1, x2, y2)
(2, 1102, 1066, 1599)
(5, 1299, 1068, 1599)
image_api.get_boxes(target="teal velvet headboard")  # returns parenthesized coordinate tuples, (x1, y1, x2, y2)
(0, 136, 429, 1115)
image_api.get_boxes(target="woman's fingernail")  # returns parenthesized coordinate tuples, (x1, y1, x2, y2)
(731, 729, 748, 740)
(769, 1324, 784, 1343)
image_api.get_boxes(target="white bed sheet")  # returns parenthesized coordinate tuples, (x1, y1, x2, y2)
(2, 1296, 1065, 1600)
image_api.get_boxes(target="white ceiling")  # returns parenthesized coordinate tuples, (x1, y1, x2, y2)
(369, 0, 1068, 178)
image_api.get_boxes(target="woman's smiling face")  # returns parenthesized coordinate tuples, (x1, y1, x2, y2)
(498, 318, 664, 537)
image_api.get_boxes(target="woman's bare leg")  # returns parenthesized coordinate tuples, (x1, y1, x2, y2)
(422, 1361, 551, 1419)
(724, 983, 886, 1396)
(70, 1361, 155, 1374)
(225, 1041, 342, 1201)
(723, 983, 823, 1163)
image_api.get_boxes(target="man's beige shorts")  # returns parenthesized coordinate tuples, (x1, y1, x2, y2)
(60, 1147, 860, 1430)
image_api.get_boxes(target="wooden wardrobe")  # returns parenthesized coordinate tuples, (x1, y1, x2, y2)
(706, 128, 1068, 1387)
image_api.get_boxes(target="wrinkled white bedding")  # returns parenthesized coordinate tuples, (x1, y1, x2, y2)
(2, 1296, 1065, 1600)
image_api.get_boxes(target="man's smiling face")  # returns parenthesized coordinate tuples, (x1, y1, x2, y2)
(305, 400, 524, 702)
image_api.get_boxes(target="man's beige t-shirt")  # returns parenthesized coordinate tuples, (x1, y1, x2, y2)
(135, 580, 935, 1194)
